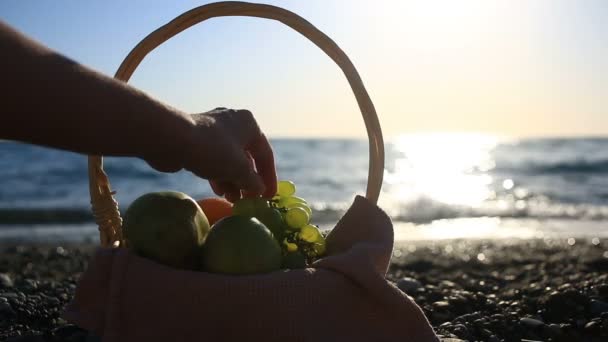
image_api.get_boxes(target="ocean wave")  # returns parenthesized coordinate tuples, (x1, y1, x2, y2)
(386, 196, 608, 223)
(493, 158, 608, 175)
(519, 160, 608, 174)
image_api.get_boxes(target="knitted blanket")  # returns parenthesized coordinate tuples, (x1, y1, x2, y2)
(64, 195, 438, 341)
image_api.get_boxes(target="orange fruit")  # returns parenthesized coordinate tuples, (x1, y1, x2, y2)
(197, 197, 233, 226)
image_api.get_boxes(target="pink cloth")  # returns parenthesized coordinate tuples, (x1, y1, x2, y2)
(64, 195, 438, 341)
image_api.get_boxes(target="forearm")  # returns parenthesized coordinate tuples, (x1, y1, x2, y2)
(0, 21, 194, 157)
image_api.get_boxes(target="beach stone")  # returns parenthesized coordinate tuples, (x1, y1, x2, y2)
(486, 336, 500, 342)
(440, 280, 458, 288)
(52, 325, 88, 341)
(594, 284, 608, 297)
(405, 259, 434, 272)
(397, 277, 422, 294)
(590, 299, 608, 315)
(543, 290, 590, 322)
(520, 317, 545, 329)
(0, 273, 13, 288)
(20, 279, 38, 292)
(2, 292, 19, 299)
(541, 323, 562, 338)
(451, 324, 472, 340)
(6, 334, 45, 342)
(448, 294, 474, 315)
(44, 296, 60, 305)
(587, 257, 608, 271)
(425, 285, 444, 302)
(584, 320, 601, 333)
(0, 300, 16, 319)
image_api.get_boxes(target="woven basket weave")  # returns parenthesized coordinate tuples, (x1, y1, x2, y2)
(87, 1, 385, 247)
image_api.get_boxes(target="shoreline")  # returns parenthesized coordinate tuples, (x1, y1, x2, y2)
(2, 217, 608, 245)
(1, 238, 607, 341)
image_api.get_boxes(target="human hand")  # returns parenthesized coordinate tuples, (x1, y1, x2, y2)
(144, 108, 277, 202)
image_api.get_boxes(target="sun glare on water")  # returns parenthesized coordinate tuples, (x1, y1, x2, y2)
(384, 133, 501, 208)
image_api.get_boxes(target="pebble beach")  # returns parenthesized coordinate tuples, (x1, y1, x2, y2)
(1, 238, 607, 341)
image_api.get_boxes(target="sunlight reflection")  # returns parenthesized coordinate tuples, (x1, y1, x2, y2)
(393, 217, 537, 241)
(393, 217, 608, 241)
(385, 133, 501, 207)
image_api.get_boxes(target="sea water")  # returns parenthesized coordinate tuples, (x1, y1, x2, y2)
(1, 135, 607, 243)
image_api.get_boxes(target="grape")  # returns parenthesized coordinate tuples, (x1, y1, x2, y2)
(277, 180, 296, 197)
(299, 224, 321, 243)
(285, 207, 310, 230)
(270, 180, 326, 263)
(277, 195, 307, 210)
(312, 237, 327, 256)
(286, 202, 312, 217)
(283, 239, 298, 252)
(233, 198, 269, 217)
(284, 196, 307, 206)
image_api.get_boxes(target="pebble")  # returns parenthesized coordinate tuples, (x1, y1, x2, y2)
(396, 277, 422, 294)
(451, 324, 471, 340)
(542, 289, 589, 322)
(0, 301, 16, 319)
(1, 240, 607, 341)
(0, 273, 14, 288)
(520, 317, 545, 329)
(584, 320, 600, 332)
(2, 292, 19, 299)
(589, 299, 608, 315)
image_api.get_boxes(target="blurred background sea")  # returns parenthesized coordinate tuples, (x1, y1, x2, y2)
(1, 134, 607, 243)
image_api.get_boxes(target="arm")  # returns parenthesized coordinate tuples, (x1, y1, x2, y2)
(0, 20, 193, 158)
(0, 21, 276, 200)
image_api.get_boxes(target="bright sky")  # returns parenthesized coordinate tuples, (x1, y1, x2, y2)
(2, 0, 607, 138)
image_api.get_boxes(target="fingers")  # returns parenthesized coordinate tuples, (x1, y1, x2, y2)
(208, 150, 264, 202)
(246, 133, 277, 198)
(195, 108, 277, 201)
(210, 109, 277, 199)
(210, 175, 263, 203)
(210, 180, 241, 203)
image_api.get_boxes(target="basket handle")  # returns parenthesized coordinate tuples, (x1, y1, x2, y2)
(88, 1, 385, 247)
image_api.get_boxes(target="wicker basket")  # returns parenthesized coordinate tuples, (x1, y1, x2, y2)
(87, 1, 385, 247)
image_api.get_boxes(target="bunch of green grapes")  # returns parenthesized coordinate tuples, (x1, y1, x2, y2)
(232, 180, 327, 269)
(272, 180, 327, 268)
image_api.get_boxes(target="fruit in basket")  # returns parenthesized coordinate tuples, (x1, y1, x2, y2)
(284, 207, 310, 230)
(202, 215, 281, 275)
(123, 191, 210, 270)
(197, 197, 233, 225)
(277, 180, 296, 197)
(232, 197, 270, 217)
(255, 207, 287, 242)
(299, 224, 322, 243)
(271, 180, 327, 262)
